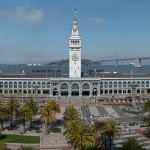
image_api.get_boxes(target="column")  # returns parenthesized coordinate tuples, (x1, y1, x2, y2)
(97, 82, 100, 97)
(49, 82, 53, 97)
(89, 83, 93, 97)
(68, 82, 71, 97)
(79, 82, 82, 97)
(58, 82, 61, 97)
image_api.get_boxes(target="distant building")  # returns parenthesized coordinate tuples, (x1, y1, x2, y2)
(0, 16, 150, 101)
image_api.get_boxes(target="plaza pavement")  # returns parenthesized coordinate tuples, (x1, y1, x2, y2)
(3, 97, 150, 150)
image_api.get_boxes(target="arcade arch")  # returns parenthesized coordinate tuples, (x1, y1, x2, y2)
(71, 83, 79, 96)
(82, 83, 90, 96)
(61, 83, 69, 96)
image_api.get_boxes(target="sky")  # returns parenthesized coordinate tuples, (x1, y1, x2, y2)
(0, 0, 150, 64)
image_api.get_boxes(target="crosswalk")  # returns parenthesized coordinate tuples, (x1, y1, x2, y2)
(57, 106, 126, 119)
(56, 105, 150, 149)
(114, 129, 150, 149)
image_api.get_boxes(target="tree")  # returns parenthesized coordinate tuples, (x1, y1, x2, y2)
(40, 100, 60, 133)
(0, 105, 8, 131)
(92, 120, 121, 150)
(144, 101, 150, 112)
(63, 106, 80, 126)
(17, 145, 33, 150)
(5, 97, 20, 126)
(145, 114, 150, 130)
(121, 137, 146, 150)
(84, 141, 104, 150)
(102, 120, 121, 150)
(69, 123, 94, 149)
(63, 120, 81, 140)
(144, 101, 150, 130)
(0, 141, 7, 150)
(92, 120, 107, 147)
(24, 98, 38, 127)
(16, 106, 33, 133)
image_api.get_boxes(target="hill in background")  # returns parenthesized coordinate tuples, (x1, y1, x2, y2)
(47, 59, 101, 66)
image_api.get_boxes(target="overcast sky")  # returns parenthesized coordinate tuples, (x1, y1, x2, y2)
(0, 0, 150, 64)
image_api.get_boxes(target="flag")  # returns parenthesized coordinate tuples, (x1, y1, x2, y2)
(75, 9, 78, 13)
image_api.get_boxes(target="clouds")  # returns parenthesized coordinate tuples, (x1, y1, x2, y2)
(0, 6, 43, 23)
(88, 17, 105, 24)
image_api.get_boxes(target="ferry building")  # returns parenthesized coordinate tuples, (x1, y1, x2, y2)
(0, 16, 150, 100)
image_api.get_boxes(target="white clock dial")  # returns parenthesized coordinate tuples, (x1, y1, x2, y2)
(72, 53, 79, 61)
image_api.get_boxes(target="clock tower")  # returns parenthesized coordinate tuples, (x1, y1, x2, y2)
(69, 17, 81, 78)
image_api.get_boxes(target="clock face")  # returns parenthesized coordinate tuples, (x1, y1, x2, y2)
(72, 53, 79, 61)
(73, 25, 77, 31)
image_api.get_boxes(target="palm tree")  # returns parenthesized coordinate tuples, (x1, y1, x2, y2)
(5, 97, 20, 126)
(121, 137, 146, 150)
(63, 106, 80, 126)
(144, 101, 150, 112)
(93, 120, 121, 150)
(145, 114, 150, 130)
(16, 105, 33, 133)
(68, 123, 94, 150)
(92, 120, 109, 148)
(84, 141, 104, 150)
(40, 100, 60, 133)
(102, 120, 121, 150)
(144, 101, 150, 130)
(63, 120, 81, 140)
(17, 145, 33, 150)
(0, 105, 8, 131)
(0, 141, 7, 150)
(24, 98, 38, 127)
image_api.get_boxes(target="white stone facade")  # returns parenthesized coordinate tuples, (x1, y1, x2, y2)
(69, 17, 81, 78)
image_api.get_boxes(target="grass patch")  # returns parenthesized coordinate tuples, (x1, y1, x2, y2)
(0, 134, 40, 143)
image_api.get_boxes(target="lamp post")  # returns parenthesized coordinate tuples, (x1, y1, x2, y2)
(32, 83, 39, 101)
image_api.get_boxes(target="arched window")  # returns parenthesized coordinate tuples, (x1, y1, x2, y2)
(23, 82, 27, 88)
(72, 83, 79, 89)
(137, 81, 140, 87)
(118, 82, 122, 88)
(141, 81, 145, 88)
(9, 82, 13, 88)
(100, 82, 103, 88)
(14, 82, 17, 88)
(123, 82, 126, 88)
(61, 83, 68, 89)
(109, 82, 112, 88)
(146, 81, 149, 87)
(4, 82, 8, 88)
(18, 82, 22, 88)
(42, 82, 45, 88)
(128, 82, 131, 88)
(114, 82, 117, 88)
(36, 82, 40, 88)
(47, 82, 50, 88)
(28, 82, 31, 88)
(82, 83, 90, 89)
(104, 82, 108, 88)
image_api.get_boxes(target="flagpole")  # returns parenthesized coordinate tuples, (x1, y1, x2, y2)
(74, 9, 78, 17)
